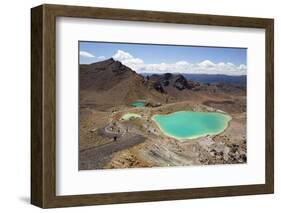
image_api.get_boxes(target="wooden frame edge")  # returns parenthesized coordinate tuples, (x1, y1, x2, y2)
(31, 4, 274, 208)
(31, 5, 44, 207)
(265, 19, 274, 194)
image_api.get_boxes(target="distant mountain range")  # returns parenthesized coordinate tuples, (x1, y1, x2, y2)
(141, 73, 246, 87)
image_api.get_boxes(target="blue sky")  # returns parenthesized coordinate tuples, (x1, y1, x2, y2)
(79, 41, 247, 75)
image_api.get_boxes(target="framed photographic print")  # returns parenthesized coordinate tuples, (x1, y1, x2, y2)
(31, 4, 274, 208)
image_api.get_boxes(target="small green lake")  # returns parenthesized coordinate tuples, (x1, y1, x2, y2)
(152, 111, 231, 140)
(122, 113, 142, 120)
(131, 100, 146, 107)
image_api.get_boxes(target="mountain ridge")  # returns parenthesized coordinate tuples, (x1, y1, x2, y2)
(79, 58, 164, 108)
(79, 59, 246, 108)
(141, 72, 246, 87)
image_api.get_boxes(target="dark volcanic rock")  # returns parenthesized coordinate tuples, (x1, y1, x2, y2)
(111, 60, 128, 74)
(173, 75, 188, 90)
(150, 73, 195, 93)
(149, 72, 246, 94)
(163, 80, 170, 86)
(163, 73, 173, 79)
(153, 82, 166, 93)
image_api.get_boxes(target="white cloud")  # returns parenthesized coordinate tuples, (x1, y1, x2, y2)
(113, 50, 133, 60)
(198, 60, 216, 68)
(97, 56, 106, 60)
(176, 61, 190, 66)
(112, 49, 247, 76)
(113, 50, 143, 70)
(80, 51, 95, 58)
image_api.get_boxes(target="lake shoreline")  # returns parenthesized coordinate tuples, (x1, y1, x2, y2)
(152, 111, 232, 140)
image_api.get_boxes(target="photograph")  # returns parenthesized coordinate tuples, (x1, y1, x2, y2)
(29, 3, 274, 208)
(78, 41, 247, 170)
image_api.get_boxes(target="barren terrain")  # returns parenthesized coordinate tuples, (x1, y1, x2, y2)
(79, 59, 247, 170)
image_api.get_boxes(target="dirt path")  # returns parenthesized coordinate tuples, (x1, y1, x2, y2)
(79, 134, 146, 170)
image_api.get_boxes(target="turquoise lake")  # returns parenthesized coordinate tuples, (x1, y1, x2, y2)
(152, 111, 231, 140)
(131, 100, 146, 107)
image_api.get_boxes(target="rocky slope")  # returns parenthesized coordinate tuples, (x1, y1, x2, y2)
(79, 58, 165, 109)
(80, 59, 246, 108)
(149, 73, 246, 95)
